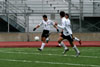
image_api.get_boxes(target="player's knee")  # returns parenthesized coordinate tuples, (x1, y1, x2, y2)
(41, 37, 45, 42)
(42, 39, 46, 43)
(58, 40, 61, 43)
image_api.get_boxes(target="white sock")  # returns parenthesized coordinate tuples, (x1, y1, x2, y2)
(73, 45, 80, 53)
(59, 44, 61, 46)
(46, 38, 49, 41)
(74, 37, 80, 41)
(40, 42, 45, 50)
(59, 42, 68, 49)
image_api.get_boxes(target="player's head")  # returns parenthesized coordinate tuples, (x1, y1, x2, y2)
(65, 13, 69, 19)
(60, 11, 65, 18)
(43, 15, 48, 21)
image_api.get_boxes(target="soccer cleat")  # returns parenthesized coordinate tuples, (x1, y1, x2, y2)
(79, 40, 82, 45)
(63, 48, 69, 55)
(76, 52, 80, 57)
(38, 48, 42, 51)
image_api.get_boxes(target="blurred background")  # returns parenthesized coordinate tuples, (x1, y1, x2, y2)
(0, 0, 100, 41)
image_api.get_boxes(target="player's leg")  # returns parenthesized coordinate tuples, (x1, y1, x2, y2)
(58, 37, 69, 54)
(46, 37, 49, 43)
(67, 35, 80, 57)
(73, 37, 80, 41)
(38, 37, 46, 51)
(73, 36, 82, 45)
(69, 41, 80, 57)
(58, 32, 63, 47)
(46, 33, 50, 43)
(38, 30, 47, 51)
(72, 35, 80, 41)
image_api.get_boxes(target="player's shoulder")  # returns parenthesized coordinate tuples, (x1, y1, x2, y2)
(67, 19, 70, 23)
(65, 18, 70, 22)
(42, 20, 44, 22)
(62, 17, 67, 21)
(48, 19, 52, 21)
(62, 17, 66, 23)
(48, 19, 54, 23)
(67, 18, 70, 21)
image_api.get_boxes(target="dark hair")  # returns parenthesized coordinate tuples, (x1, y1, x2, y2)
(43, 15, 47, 18)
(65, 13, 69, 18)
(60, 11, 65, 17)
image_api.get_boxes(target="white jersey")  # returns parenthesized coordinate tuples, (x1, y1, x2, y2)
(39, 19, 54, 31)
(58, 17, 72, 36)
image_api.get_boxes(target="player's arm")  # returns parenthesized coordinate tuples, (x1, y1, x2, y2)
(51, 21, 59, 32)
(33, 25, 40, 31)
(55, 21, 66, 30)
(53, 25, 59, 32)
(33, 22, 43, 31)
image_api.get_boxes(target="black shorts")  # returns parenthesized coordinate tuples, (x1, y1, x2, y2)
(61, 33, 73, 42)
(41, 30, 50, 38)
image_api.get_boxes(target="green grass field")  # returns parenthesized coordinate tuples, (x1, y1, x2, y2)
(0, 47, 100, 67)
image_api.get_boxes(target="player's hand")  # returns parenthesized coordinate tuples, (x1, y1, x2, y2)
(57, 29, 59, 33)
(33, 28, 36, 31)
(55, 22, 58, 26)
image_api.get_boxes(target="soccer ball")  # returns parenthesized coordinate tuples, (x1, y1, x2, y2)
(34, 36, 39, 41)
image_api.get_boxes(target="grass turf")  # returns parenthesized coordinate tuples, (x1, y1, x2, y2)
(0, 47, 100, 67)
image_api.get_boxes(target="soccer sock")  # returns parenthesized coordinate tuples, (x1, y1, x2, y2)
(59, 42, 68, 49)
(46, 38, 49, 41)
(74, 37, 80, 41)
(40, 42, 45, 50)
(58, 44, 61, 46)
(73, 45, 80, 53)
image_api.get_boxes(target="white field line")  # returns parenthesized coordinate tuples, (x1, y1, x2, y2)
(0, 50, 99, 59)
(35, 61, 100, 67)
(0, 58, 99, 67)
(0, 59, 32, 63)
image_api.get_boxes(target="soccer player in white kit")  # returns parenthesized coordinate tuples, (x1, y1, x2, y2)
(33, 15, 59, 51)
(58, 13, 81, 47)
(55, 11, 80, 57)
(65, 13, 81, 45)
